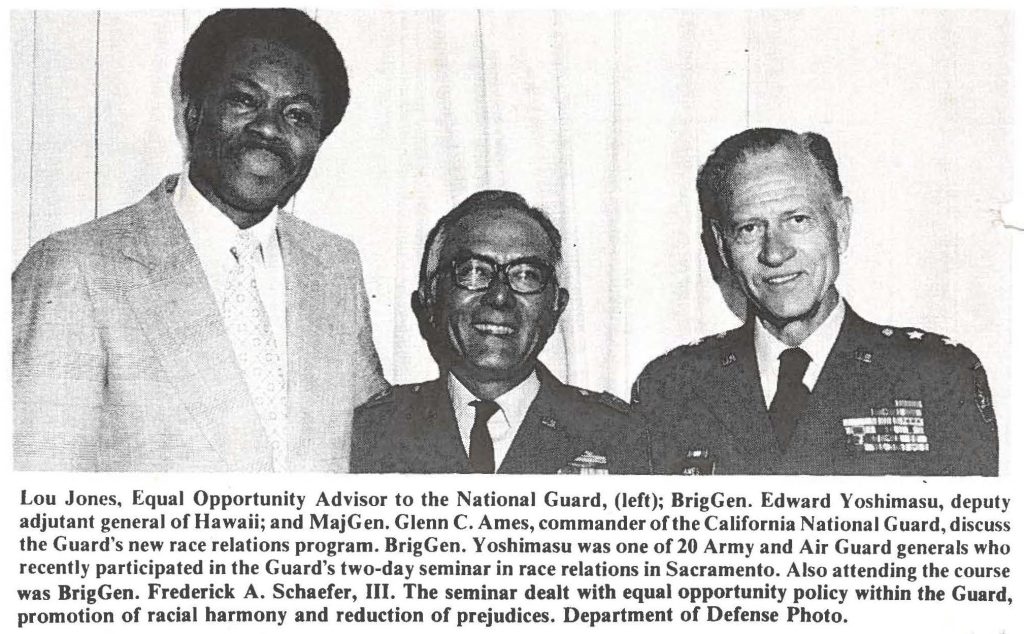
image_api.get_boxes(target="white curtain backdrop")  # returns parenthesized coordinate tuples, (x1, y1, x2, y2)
(9, 10, 1012, 436)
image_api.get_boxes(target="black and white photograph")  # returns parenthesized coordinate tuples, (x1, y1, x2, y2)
(9, 9, 1011, 476)
(4, 8, 1020, 633)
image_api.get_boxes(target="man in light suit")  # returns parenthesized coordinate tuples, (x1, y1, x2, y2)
(632, 128, 997, 475)
(13, 9, 385, 471)
(352, 191, 639, 474)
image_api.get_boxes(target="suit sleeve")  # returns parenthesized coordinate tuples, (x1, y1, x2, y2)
(12, 240, 105, 470)
(347, 247, 387, 407)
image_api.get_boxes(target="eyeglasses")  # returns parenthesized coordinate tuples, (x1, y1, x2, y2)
(448, 255, 554, 295)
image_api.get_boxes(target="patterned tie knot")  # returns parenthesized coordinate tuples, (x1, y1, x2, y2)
(230, 231, 261, 266)
(778, 347, 811, 383)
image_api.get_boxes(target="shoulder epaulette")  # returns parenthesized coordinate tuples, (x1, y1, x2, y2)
(879, 324, 964, 349)
(358, 385, 395, 409)
(575, 387, 629, 415)
(681, 330, 729, 348)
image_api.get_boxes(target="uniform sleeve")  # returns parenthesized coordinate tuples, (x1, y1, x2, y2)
(623, 372, 654, 475)
(12, 240, 105, 470)
(945, 348, 998, 476)
(350, 398, 389, 473)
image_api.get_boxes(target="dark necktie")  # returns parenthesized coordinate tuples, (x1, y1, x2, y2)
(769, 347, 812, 451)
(469, 400, 500, 473)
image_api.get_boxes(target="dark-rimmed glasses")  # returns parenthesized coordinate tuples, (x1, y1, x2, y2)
(448, 255, 554, 295)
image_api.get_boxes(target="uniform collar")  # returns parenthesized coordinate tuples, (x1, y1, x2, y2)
(447, 370, 541, 432)
(755, 299, 845, 364)
(754, 299, 845, 401)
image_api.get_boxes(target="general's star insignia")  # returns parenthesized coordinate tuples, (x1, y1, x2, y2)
(942, 337, 960, 347)
(907, 330, 924, 340)
(882, 327, 894, 337)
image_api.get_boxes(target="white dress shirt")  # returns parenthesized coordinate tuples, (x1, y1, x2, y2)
(754, 301, 846, 407)
(448, 372, 541, 470)
(173, 172, 288, 371)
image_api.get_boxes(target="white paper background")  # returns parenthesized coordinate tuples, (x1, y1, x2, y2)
(3, 7, 1021, 633)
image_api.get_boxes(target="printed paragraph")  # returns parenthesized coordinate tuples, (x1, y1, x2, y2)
(13, 483, 1014, 628)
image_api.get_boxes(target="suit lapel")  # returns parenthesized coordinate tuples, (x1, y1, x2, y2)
(702, 323, 779, 456)
(499, 368, 590, 474)
(277, 215, 349, 470)
(122, 177, 265, 469)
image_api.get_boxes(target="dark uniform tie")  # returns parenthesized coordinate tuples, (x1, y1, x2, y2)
(769, 347, 812, 451)
(469, 400, 500, 473)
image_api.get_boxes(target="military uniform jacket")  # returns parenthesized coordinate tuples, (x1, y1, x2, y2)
(632, 306, 997, 476)
(352, 364, 640, 474)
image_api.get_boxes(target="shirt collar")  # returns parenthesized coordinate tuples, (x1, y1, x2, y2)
(174, 168, 280, 258)
(754, 299, 846, 370)
(447, 370, 541, 430)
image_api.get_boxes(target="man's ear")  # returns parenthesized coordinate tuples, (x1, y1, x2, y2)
(554, 287, 569, 319)
(411, 290, 435, 341)
(184, 100, 201, 139)
(711, 220, 731, 271)
(835, 196, 852, 255)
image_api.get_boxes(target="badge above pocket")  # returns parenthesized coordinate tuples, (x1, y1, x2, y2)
(558, 451, 609, 475)
(676, 449, 716, 475)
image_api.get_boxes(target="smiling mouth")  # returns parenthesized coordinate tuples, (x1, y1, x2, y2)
(473, 323, 515, 336)
(763, 272, 802, 286)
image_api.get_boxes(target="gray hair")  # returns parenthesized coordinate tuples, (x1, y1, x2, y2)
(697, 128, 843, 222)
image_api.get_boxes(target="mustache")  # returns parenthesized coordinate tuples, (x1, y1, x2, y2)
(226, 136, 294, 172)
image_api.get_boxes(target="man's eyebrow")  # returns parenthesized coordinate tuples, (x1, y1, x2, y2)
(288, 93, 321, 107)
(227, 75, 262, 90)
(226, 75, 321, 106)
(450, 248, 490, 260)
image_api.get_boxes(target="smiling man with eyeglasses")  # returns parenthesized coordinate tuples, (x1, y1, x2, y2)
(352, 190, 639, 474)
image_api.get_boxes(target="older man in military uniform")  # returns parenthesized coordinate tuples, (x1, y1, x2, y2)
(353, 190, 637, 474)
(632, 128, 997, 476)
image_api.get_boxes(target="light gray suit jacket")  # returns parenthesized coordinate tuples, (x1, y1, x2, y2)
(13, 175, 386, 472)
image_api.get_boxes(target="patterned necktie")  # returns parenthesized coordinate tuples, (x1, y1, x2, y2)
(222, 231, 288, 471)
(469, 400, 500, 473)
(769, 347, 812, 451)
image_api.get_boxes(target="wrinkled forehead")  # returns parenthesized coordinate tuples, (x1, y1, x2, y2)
(723, 146, 835, 218)
(441, 209, 557, 263)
